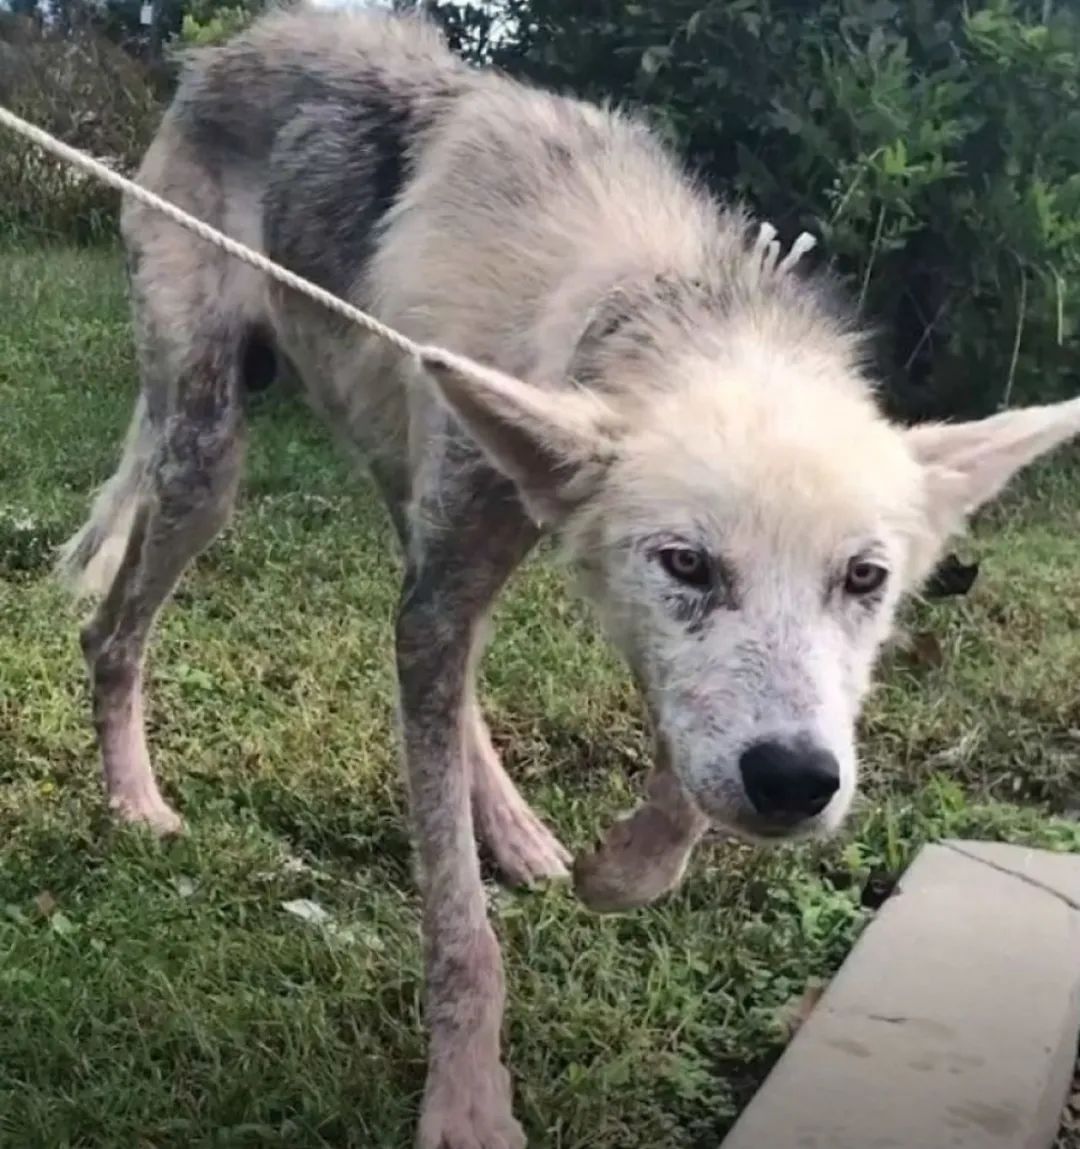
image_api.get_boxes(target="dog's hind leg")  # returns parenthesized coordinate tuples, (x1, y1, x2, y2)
(466, 693, 571, 886)
(58, 128, 259, 832)
(77, 314, 246, 834)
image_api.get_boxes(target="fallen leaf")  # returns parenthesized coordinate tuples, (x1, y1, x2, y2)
(776, 980, 826, 1041)
(906, 631, 944, 669)
(282, 898, 331, 925)
(34, 891, 57, 918)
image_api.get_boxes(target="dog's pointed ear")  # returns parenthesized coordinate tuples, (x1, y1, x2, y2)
(418, 348, 621, 523)
(906, 397, 1080, 542)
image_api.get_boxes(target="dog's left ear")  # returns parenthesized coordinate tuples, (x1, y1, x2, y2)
(906, 397, 1080, 544)
(418, 347, 622, 524)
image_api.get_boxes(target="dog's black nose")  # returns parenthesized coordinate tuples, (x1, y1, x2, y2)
(739, 740, 840, 820)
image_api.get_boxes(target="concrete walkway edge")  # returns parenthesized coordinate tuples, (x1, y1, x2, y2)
(720, 840, 1080, 1149)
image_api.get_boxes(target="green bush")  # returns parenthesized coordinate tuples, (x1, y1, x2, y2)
(434, 0, 1080, 417)
(179, 6, 256, 46)
(179, 0, 269, 46)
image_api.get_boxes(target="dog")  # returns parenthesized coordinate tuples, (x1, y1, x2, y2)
(57, 8, 1080, 1146)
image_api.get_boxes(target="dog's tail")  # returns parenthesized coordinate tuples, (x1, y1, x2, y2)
(56, 394, 156, 599)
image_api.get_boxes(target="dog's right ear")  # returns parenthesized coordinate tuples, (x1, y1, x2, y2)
(903, 396, 1080, 583)
(418, 347, 622, 524)
(907, 397, 1080, 531)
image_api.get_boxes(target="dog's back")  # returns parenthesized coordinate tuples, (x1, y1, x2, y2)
(123, 9, 469, 313)
(127, 7, 753, 384)
(170, 8, 465, 167)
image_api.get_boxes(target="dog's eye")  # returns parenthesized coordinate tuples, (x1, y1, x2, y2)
(844, 559, 888, 596)
(659, 547, 711, 588)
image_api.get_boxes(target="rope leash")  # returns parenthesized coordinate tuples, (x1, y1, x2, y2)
(0, 103, 816, 375)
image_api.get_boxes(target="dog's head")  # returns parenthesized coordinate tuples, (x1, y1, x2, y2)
(421, 328, 1080, 843)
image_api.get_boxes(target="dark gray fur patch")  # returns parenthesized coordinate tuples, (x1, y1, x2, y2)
(668, 588, 710, 632)
(569, 273, 720, 387)
(263, 89, 442, 299)
(666, 580, 735, 635)
(166, 9, 470, 299)
(170, 10, 467, 163)
(542, 137, 575, 170)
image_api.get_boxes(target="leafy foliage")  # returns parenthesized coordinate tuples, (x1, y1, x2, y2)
(0, 0, 274, 240)
(178, 0, 276, 45)
(178, 5, 258, 46)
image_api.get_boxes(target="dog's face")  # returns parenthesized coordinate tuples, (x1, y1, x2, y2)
(422, 344, 1080, 841)
(566, 380, 923, 840)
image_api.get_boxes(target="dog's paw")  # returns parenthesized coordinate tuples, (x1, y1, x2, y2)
(476, 790, 571, 888)
(573, 803, 702, 914)
(109, 785, 184, 838)
(574, 766, 709, 913)
(573, 824, 683, 914)
(417, 1059, 525, 1149)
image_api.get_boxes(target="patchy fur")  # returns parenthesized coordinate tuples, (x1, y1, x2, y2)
(57, 8, 1080, 1146)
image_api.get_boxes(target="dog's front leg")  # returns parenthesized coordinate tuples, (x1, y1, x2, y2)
(573, 743, 708, 914)
(396, 491, 535, 1149)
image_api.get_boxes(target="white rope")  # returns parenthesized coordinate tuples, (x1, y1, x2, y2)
(0, 103, 820, 373)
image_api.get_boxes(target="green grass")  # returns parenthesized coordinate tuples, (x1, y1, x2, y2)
(2, 245, 1080, 1149)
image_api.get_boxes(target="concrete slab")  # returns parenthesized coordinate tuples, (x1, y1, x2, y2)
(721, 842, 1080, 1149)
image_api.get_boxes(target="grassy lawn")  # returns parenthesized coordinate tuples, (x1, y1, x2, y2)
(2, 245, 1080, 1149)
